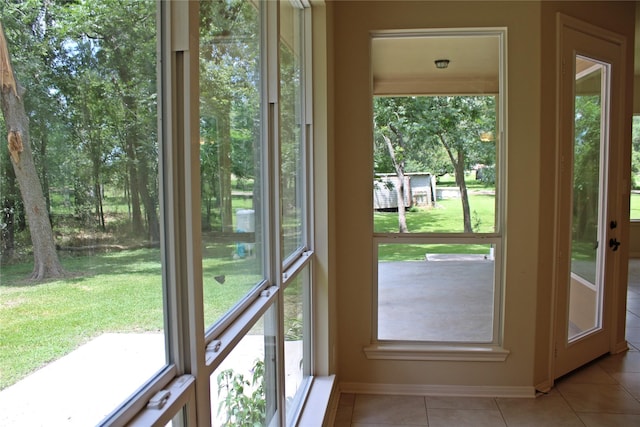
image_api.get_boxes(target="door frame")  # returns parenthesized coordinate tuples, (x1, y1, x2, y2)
(550, 13, 629, 382)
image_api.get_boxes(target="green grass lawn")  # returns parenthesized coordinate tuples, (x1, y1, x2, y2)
(378, 242, 493, 261)
(631, 192, 640, 220)
(0, 250, 164, 389)
(8, 183, 632, 391)
(375, 193, 496, 234)
(0, 245, 263, 390)
(374, 188, 496, 261)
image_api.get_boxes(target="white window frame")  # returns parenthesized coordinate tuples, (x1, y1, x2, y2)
(365, 28, 510, 362)
(101, 1, 318, 426)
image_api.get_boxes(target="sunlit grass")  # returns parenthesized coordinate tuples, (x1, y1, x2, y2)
(0, 249, 163, 389)
(0, 246, 263, 390)
(374, 194, 496, 234)
(631, 192, 640, 220)
(378, 243, 493, 261)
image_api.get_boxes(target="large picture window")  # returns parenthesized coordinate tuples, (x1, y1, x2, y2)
(0, 1, 317, 425)
(0, 1, 166, 425)
(199, 0, 266, 332)
(370, 29, 506, 352)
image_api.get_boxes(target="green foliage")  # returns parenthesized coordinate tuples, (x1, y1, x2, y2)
(572, 95, 602, 242)
(476, 165, 495, 185)
(217, 359, 266, 427)
(373, 96, 496, 175)
(198, 0, 262, 233)
(632, 116, 640, 190)
(373, 96, 497, 232)
(472, 209, 482, 231)
(1, 0, 160, 254)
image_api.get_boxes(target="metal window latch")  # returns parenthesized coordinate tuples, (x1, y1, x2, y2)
(147, 389, 171, 410)
(206, 340, 222, 353)
(260, 286, 277, 297)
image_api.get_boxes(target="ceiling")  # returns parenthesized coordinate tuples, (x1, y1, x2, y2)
(371, 35, 500, 96)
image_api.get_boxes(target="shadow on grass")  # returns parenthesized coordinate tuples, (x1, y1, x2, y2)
(0, 248, 163, 288)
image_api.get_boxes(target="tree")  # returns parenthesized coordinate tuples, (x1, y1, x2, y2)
(373, 98, 411, 232)
(1, 0, 71, 263)
(572, 94, 602, 242)
(200, 0, 260, 232)
(374, 96, 496, 233)
(0, 21, 65, 279)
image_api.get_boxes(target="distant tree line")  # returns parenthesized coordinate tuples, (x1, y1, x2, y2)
(1, 0, 264, 277)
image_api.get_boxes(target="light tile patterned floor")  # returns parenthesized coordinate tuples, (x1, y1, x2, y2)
(334, 259, 640, 426)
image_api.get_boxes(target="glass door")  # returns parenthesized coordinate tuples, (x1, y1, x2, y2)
(554, 16, 625, 379)
(567, 56, 608, 343)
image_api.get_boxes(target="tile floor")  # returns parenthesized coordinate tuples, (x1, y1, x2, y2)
(334, 259, 640, 426)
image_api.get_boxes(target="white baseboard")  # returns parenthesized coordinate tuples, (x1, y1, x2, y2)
(338, 382, 536, 398)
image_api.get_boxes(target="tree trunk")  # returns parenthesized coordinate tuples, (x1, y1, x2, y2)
(383, 132, 408, 233)
(0, 23, 65, 279)
(138, 154, 160, 242)
(37, 126, 52, 216)
(1, 193, 15, 263)
(218, 107, 234, 232)
(124, 135, 144, 234)
(439, 134, 473, 233)
(456, 150, 473, 233)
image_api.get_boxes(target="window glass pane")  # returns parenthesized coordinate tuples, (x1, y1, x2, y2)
(280, 0, 305, 260)
(372, 32, 503, 346)
(0, 1, 164, 425)
(284, 266, 310, 422)
(631, 116, 640, 220)
(373, 96, 497, 234)
(567, 56, 607, 341)
(199, 1, 265, 328)
(377, 243, 495, 342)
(211, 310, 278, 426)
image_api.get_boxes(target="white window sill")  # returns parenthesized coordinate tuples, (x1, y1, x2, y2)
(296, 375, 337, 427)
(363, 343, 510, 362)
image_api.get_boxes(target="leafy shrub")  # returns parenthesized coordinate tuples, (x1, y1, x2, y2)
(217, 359, 266, 426)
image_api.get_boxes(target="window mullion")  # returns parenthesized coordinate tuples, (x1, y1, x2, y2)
(164, 1, 208, 425)
(266, 1, 287, 425)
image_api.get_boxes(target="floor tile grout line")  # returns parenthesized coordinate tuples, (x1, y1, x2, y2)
(555, 386, 588, 427)
(337, 261, 640, 427)
(493, 396, 510, 427)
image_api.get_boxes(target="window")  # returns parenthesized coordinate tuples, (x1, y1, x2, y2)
(199, 0, 266, 334)
(368, 29, 507, 358)
(199, 1, 314, 425)
(280, 0, 307, 264)
(0, 1, 167, 425)
(0, 1, 318, 426)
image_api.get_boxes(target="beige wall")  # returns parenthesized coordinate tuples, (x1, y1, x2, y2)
(333, 0, 541, 391)
(330, 0, 635, 393)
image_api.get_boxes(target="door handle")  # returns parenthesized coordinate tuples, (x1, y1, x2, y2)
(609, 238, 621, 251)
